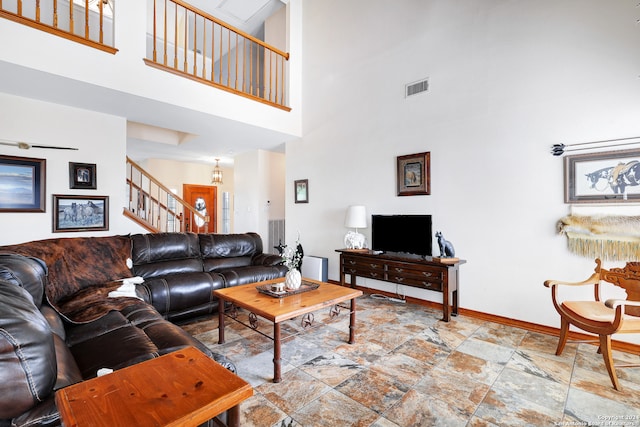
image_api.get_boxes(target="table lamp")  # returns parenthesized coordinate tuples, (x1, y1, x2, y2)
(344, 205, 367, 249)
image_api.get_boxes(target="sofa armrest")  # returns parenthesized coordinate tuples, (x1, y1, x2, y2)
(252, 253, 284, 267)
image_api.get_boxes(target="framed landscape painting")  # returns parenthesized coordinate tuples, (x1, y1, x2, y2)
(564, 148, 640, 203)
(0, 155, 46, 212)
(52, 194, 109, 232)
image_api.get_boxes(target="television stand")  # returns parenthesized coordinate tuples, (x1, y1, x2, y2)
(336, 249, 465, 321)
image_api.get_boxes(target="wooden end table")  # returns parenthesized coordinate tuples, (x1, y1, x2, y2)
(214, 278, 363, 383)
(55, 346, 252, 427)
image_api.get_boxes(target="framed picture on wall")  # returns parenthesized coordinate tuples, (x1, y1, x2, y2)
(69, 162, 97, 189)
(0, 154, 46, 212)
(52, 194, 109, 232)
(397, 152, 430, 196)
(564, 148, 640, 203)
(294, 179, 309, 203)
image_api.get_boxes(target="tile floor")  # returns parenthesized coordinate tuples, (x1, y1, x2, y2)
(181, 294, 640, 427)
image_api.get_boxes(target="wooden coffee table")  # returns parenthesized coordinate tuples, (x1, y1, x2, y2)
(55, 346, 252, 427)
(214, 278, 363, 383)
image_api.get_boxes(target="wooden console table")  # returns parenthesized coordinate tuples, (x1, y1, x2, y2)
(337, 249, 465, 322)
(55, 346, 252, 427)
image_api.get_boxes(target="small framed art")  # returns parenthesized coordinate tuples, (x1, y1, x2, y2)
(52, 194, 109, 232)
(397, 152, 430, 196)
(564, 148, 640, 203)
(295, 179, 309, 203)
(0, 154, 46, 212)
(69, 162, 97, 189)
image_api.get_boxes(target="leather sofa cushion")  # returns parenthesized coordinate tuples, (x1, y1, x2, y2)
(131, 232, 203, 279)
(68, 323, 158, 379)
(137, 272, 224, 321)
(221, 266, 290, 287)
(52, 334, 82, 390)
(64, 310, 131, 347)
(199, 232, 261, 259)
(0, 254, 47, 307)
(0, 281, 56, 420)
(40, 305, 66, 340)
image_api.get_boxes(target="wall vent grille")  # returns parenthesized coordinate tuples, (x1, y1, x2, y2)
(405, 78, 429, 97)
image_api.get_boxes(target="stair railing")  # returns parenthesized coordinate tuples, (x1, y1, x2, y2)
(144, 0, 290, 110)
(0, 0, 117, 53)
(125, 156, 209, 234)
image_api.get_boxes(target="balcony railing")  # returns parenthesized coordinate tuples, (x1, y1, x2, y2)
(144, 0, 290, 110)
(125, 156, 211, 234)
(0, 0, 117, 53)
(1, 0, 290, 110)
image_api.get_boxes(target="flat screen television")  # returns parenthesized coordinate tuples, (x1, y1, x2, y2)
(371, 214, 432, 257)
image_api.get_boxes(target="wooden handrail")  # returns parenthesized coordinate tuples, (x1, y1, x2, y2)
(125, 156, 209, 233)
(146, 0, 290, 110)
(0, 0, 117, 54)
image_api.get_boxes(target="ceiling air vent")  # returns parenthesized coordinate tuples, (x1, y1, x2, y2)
(405, 78, 429, 98)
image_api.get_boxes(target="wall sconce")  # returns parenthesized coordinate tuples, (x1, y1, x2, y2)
(344, 205, 367, 249)
(211, 159, 223, 184)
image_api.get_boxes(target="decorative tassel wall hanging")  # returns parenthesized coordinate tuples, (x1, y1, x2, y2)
(557, 215, 640, 261)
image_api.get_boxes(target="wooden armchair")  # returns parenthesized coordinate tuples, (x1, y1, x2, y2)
(544, 258, 640, 391)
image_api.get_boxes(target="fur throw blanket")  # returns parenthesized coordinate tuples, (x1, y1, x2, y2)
(557, 215, 640, 237)
(1, 235, 141, 323)
(557, 215, 640, 261)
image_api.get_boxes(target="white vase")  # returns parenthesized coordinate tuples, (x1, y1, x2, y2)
(285, 269, 302, 290)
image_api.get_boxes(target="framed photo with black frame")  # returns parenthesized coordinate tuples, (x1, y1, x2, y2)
(52, 194, 109, 232)
(0, 154, 46, 212)
(397, 152, 430, 196)
(69, 162, 97, 189)
(564, 148, 640, 203)
(294, 179, 309, 203)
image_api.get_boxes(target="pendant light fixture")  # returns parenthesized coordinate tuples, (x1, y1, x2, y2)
(211, 158, 223, 184)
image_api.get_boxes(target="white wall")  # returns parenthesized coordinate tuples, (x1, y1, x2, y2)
(0, 93, 147, 245)
(233, 150, 285, 238)
(286, 0, 640, 338)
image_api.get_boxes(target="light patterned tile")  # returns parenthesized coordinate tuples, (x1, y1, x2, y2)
(383, 389, 470, 427)
(440, 350, 505, 386)
(507, 349, 573, 384)
(256, 368, 332, 414)
(300, 352, 364, 387)
(474, 387, 561, 426)
(564, 387, 640, 425)
(491, 366, 568, 413)
(292, 388, 380, 427)
(335, 368, 410, 414)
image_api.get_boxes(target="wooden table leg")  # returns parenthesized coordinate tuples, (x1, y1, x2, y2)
(218, 297, 226, 344)
(273, 322, 282, 383)
(442, 281, 450, 322)
(349, 297, 356, 344)
(452, 289, 459, 317)
(226, 404, 240, 427)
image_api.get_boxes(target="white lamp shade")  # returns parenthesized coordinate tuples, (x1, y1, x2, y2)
(344, 205, 367, 228)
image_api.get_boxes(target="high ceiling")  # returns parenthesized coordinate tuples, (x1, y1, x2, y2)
(126, 0, 289, 167)
(0, 0, 289, 167)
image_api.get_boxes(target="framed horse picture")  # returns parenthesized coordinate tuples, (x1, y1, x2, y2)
(397, 152, 430, 196)
(52, 194, 109, 232)
(564, 148, 640, 203)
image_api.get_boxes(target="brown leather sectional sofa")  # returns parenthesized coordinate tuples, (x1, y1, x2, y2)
(0, 232, 287, 427)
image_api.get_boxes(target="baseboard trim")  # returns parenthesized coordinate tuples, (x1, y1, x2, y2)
(332, 281, 640, 355)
